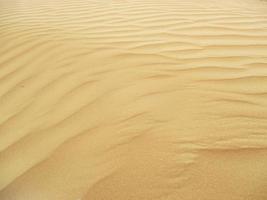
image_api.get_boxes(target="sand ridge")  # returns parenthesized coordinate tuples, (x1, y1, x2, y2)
(0, 0, 267, 199)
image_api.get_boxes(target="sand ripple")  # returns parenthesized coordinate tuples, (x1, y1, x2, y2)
(0, 0, 267, 199)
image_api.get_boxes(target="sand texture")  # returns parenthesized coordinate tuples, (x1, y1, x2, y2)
(0, 0, 267, 199)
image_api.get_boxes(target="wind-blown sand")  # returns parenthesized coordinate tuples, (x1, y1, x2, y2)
(0, 0, 267, 199)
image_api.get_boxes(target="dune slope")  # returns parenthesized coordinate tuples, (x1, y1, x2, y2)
(0, 0, 267, 199)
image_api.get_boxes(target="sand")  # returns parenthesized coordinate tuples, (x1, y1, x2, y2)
(0, 0, 267, 199)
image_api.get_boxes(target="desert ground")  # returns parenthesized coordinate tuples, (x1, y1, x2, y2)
(0, 0, 267, 199)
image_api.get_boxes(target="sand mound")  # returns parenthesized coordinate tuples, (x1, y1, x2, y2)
(0, 0, 267, 199)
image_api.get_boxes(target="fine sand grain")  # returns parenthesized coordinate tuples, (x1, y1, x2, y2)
(0, 0, 267, 199)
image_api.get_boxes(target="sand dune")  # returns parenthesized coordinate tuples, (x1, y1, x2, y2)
(0, 0, 267, 199)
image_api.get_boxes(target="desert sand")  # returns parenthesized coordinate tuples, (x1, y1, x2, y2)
(0, 0, 267, 199)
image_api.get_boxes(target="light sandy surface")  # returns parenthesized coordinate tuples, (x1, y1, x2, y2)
(0, 0, 267, 199)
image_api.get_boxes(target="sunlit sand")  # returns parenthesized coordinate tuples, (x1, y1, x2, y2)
(0, 0, 267, 199)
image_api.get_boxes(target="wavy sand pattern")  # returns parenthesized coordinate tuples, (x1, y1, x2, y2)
(0, 0, 267, 199)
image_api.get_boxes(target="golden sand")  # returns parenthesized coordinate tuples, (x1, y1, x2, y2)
(0, 0, 267, 199)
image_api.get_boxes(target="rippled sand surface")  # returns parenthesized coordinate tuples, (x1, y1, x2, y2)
(0, 0, 267, 199)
